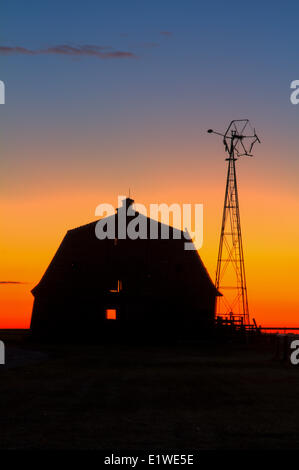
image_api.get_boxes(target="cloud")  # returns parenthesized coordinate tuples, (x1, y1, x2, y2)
(0, 281, 27, 285)
(160, 31, 173, 37)
(0, 44, 137, 59)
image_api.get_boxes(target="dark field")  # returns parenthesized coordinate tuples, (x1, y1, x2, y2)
(1, 336, 299, 450)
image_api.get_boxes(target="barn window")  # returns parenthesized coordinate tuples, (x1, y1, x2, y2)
(106, 309, 117, 320)
(109, 280, 122, 293)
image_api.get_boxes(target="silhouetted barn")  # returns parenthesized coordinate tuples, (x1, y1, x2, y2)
(31, 198, 219, 341)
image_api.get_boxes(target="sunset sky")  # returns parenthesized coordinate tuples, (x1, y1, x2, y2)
(1, 0, 299, 328)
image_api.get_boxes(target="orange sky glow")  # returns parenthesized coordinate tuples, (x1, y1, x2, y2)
(1, 138, 298, 329)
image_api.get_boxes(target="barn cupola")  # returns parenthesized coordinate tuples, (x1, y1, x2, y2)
(116, 197, 135, 214)
(115, 196, 136, 241)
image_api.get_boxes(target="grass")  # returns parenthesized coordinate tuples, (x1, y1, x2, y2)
(1, 337, 299, 450)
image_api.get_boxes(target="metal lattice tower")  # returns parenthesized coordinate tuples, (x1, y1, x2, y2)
(207, 120, 260, 326)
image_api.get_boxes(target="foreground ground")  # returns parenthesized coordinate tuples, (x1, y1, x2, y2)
(0, 336, 299, 450)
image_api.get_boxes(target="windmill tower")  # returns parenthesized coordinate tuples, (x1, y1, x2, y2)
(208, 120, 260, 326)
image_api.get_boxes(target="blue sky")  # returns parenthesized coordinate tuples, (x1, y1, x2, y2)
(2, 0, 299, 204)
(1, 1, 299, 191)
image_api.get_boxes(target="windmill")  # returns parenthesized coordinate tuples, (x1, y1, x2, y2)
(207, 120, 260, 326)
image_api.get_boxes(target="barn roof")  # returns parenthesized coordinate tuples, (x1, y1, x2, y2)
(32, 206, 220, 297)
